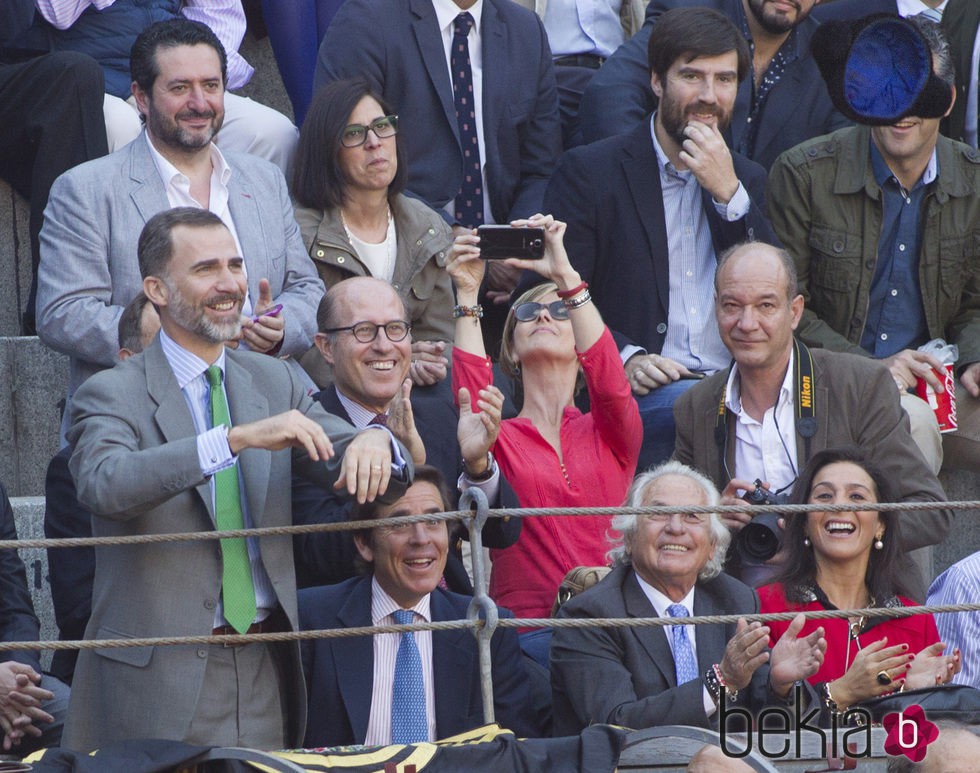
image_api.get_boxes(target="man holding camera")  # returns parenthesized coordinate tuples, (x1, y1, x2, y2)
(672, 242, 950, 598)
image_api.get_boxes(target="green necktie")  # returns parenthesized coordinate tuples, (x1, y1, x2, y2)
(206, 365, 256, 634)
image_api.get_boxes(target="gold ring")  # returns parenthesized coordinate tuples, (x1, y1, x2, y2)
(876, 670, 892, 686)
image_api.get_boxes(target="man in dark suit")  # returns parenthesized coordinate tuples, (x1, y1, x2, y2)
(314, 0, 560, 229)
(299, 465, 540, 746)
(551, 461, 825, 734)
(1, 482, 69, 753)
(578, 0, 848, 170)
(545, 7, 776, 468)
(292, 276, 520, 591)
(314, 0, 561, 338)
(672, 242, 952, 596)
(64, 208, 411, 752)
(942, 0, 980, 147)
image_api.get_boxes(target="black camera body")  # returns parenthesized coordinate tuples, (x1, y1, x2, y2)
(476, 225, 545, 260)
(736, 480, 790, 564)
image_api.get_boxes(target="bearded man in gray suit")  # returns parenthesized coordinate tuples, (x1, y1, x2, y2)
(36, 19, 322, 403)
(63, 208, 411, 752)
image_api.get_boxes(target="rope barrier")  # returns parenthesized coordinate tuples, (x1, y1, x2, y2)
(2, 499, 976, 551)
(3, 602, 980, 655)
(0, 500, 980, 653)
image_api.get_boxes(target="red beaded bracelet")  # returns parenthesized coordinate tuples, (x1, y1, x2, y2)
(556, 281, 588, 299)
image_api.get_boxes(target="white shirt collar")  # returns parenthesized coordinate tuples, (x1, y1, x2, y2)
(431, 0, 484, 33)
(895, 0, 947, 17)
(724, 347, 795, 418)
(371, 575, 432, 625)
(144, 130, 232, 192)
(634, 571, 696, 619)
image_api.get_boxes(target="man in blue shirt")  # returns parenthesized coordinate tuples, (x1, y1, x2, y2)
(768, 16, 980, 475)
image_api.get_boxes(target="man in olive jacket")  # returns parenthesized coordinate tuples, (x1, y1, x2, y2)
(767, 18, 980, 474)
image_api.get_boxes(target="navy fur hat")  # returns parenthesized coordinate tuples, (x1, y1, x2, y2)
(811, 14, 952, 125)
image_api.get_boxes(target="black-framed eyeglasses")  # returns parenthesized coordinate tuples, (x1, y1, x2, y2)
(340, 115, 399, 147)
(514, 300, 569, 322)
(322, 320, 412, 343)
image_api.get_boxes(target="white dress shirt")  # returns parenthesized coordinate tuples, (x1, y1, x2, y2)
(651, 116, 746, 373)
(724, 350, 799, 495)
(144, 132, 253, 315)
(431, 0, 493, 225)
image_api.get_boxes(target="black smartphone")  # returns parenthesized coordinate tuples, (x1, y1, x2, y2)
(476, 225, 545, 260)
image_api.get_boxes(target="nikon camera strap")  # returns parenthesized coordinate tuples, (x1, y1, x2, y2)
(714, 338, 818, 477)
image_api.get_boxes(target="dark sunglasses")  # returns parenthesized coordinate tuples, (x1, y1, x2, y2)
(513, 300, 569, 322)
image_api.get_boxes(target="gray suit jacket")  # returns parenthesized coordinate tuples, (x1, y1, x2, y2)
(672, 347, 952, 555)
(62, 340, 410, 751)
(36, 133, 324, 394)
(551, 563, 774, 735)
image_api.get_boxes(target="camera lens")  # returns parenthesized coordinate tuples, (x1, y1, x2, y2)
(737, 512, 784, 563)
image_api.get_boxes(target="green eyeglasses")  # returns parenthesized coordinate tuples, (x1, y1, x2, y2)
(341, 115, 399, 147)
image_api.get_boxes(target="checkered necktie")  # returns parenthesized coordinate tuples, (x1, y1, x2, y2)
(667, 603, 699, 685)
(206, 365, 256, 634)
(451, 12, 484, 228)
(391, 609, 428, 743)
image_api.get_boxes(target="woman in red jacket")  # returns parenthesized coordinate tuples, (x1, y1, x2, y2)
(758, 447, 960, 720)
(448, 214, 641, 666)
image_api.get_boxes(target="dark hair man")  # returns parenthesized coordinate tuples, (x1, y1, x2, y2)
(544, 7, 777, 469)
(36, 18, 323, 439)
(578, 0, 848, 170)
(299, 465, 540, 746)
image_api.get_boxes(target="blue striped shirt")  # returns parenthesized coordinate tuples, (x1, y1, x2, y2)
(652, 116, 746, 373)
(159, 330, 277, 624)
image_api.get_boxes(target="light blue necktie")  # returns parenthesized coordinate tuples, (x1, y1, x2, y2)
(667, 603, 699, 686)
(915, 8, 942, 22)
(391, 609, 427, 744)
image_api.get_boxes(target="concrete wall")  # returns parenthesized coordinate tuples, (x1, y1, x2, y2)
(10, 496, 55, 671)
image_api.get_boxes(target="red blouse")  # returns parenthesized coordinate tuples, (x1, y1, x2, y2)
(452, 327, 641, 621)
(758, 582, 940, 686)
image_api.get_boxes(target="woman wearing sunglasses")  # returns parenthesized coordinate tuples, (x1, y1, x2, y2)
(448, 215, 642, 667)
(292, 77, 454, 387)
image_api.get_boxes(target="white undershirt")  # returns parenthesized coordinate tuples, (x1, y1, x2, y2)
(144, 132, 252, 315)
(724, 350, 799, 495)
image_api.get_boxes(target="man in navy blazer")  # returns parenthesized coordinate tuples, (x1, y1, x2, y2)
(299, 466, 540, 747)
(545, 7, 776, 468)
(313, 0, 561, 227)
(578, 0, 849, 170)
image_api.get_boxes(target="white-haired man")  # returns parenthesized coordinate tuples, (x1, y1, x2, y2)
(551, 460, 826, 734)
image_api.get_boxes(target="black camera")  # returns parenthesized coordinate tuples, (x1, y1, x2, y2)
(476, 225, 545, 260)
(736, 480, 790, 564)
